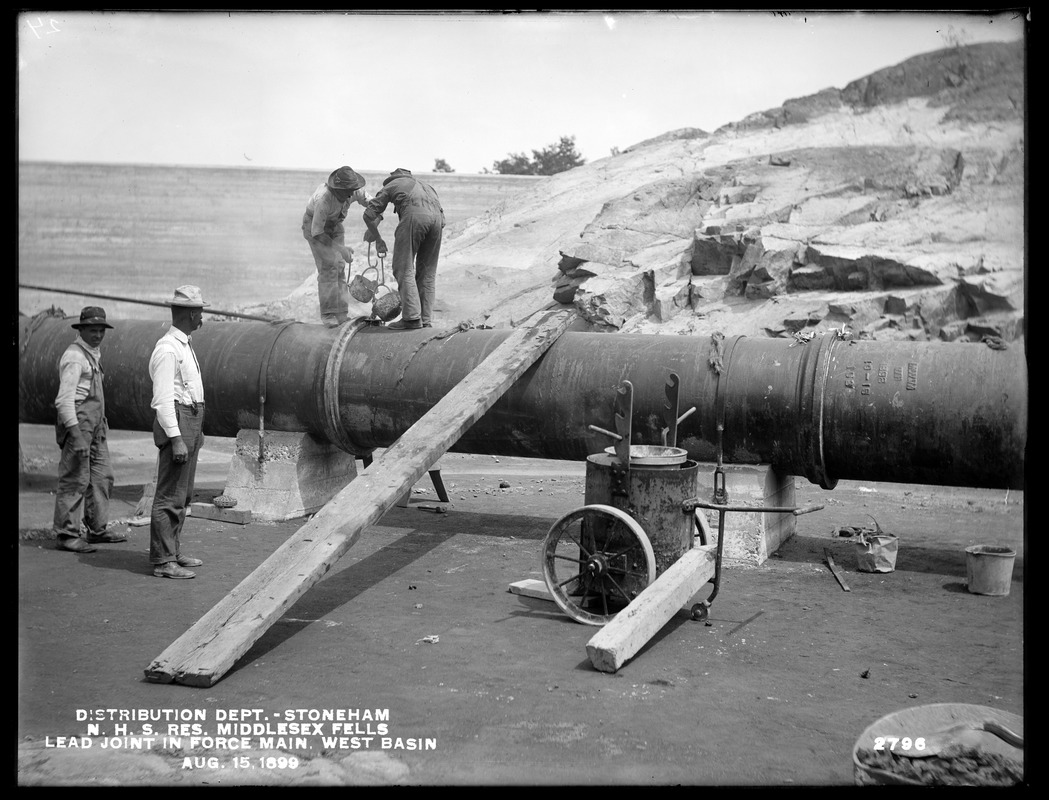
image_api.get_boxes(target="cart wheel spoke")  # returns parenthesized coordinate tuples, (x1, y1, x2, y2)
(552, 552, 587, 566)
(541, 504, 656, 626)
(562, 530, 595, 559)
(602, 573, 633, 602)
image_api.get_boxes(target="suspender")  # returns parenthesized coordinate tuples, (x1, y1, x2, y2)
(73, 341, 101, 377)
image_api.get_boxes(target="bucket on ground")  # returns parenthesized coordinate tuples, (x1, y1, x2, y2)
(855, 532, 898, 573)
(965, 545, 1016, 596)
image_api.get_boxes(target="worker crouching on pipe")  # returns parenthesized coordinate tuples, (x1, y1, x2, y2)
(302, 166, 369, 327)
(362, 168, 446, 330)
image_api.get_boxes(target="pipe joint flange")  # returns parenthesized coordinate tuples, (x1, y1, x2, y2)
(322, 317, 375, 458)
(804, 334, 838, 490)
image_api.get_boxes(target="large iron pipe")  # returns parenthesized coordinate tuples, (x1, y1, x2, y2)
(18, 314, 1026, 490)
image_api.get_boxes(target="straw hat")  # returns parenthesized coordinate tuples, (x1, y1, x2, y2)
(168, 285, 209, 307)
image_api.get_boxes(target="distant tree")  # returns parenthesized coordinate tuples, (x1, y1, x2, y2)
(610, 145, 621, 157)
(433, 158, 455, 173)
(532, 136, 586, 175)
(491, 151, 535, 175)
(491, 135, 586, 176)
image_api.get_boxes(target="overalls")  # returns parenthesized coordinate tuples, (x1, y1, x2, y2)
(391, 180, 445, 325)
(52, 344, 114, 538)
(302, 189, 353, 321)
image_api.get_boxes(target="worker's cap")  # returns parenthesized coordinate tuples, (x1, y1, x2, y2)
(168, 285, 210, 308)
(327, 166, 365, 192)
(71, 306, 114, 329)
(383, 168, 413, 186)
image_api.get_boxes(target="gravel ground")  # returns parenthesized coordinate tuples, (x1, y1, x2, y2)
(17, 424, 1024, 786)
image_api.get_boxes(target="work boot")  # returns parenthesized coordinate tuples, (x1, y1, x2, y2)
(176, 555, 203, 568)
(387, 318, 422, 330)
(57, 536, 96, 553)
(153, 562, 196, 579)
(87, 530, 128, 544)
(321, 316, 340, 328)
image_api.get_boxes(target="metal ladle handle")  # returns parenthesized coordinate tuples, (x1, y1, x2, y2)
(588, 424, 623, 441)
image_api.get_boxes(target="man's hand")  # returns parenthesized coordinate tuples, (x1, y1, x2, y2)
(68, 427, 89, 458)
(338, 244, 354, 263)
(363, 229, 377, 243)
(171, 436, 189, 465)
(376, 238, 388, 257)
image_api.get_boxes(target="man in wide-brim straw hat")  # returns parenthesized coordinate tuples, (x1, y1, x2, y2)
(52, 306, 126, 553)
(147, 285, 209, 579)
(302, 165, 369, 327)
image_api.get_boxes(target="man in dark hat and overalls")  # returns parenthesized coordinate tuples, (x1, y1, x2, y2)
(52, 306, 124, 553)
(302, 166, 369, 327)
(363, 168, 446, 329)
(148, 285, 208, 579)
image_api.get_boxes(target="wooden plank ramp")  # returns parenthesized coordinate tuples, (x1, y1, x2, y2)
(144, 309, 577, 687)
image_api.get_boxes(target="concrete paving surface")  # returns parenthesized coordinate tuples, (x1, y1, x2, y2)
(17, 425, 1025, 786)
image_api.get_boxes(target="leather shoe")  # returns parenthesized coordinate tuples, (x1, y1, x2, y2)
(153, 562, 196, 579)
(387, 318, 422, 330)
(57, 536, 96, 553)
(176, 555, 203, 568)
(87, 530, 128, 544)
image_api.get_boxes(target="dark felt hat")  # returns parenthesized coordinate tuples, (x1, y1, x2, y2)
(72, 306, 113, 329)
(383, 168, 413, 186)
(327, 166, 366, 192)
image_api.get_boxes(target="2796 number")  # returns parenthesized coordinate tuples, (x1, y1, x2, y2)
(873, 736, 926, 752)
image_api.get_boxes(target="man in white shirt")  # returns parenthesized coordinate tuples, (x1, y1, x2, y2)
(302, 166, 368, 327)
(148, 285, 208, 579)
(52, 306, 124, 553)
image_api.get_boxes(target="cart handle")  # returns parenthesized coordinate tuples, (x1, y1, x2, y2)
(685, 499, 825, 516)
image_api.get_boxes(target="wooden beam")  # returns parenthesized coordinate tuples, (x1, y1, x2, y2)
(144, 309, 577, 687)
(509, 577, 709, 613)
(188, 502, 252, 525)
(824, 548, 851, 592)
(508, 578, 554, 600)
(585, 545, 716, 673)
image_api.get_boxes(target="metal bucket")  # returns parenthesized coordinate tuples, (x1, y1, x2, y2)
(372, 284, 402, 322)
(348, 267, 379, 303)
(965, 545, 1016, 596)
(603, 444, 688, 468)
(586, 453, 699, 577)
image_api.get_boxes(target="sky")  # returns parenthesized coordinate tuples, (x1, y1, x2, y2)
(17, 10, 1027, 175)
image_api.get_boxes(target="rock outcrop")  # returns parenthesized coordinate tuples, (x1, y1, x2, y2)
(249, 41, 1024, 345)
(436, 41, 1025, 343)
